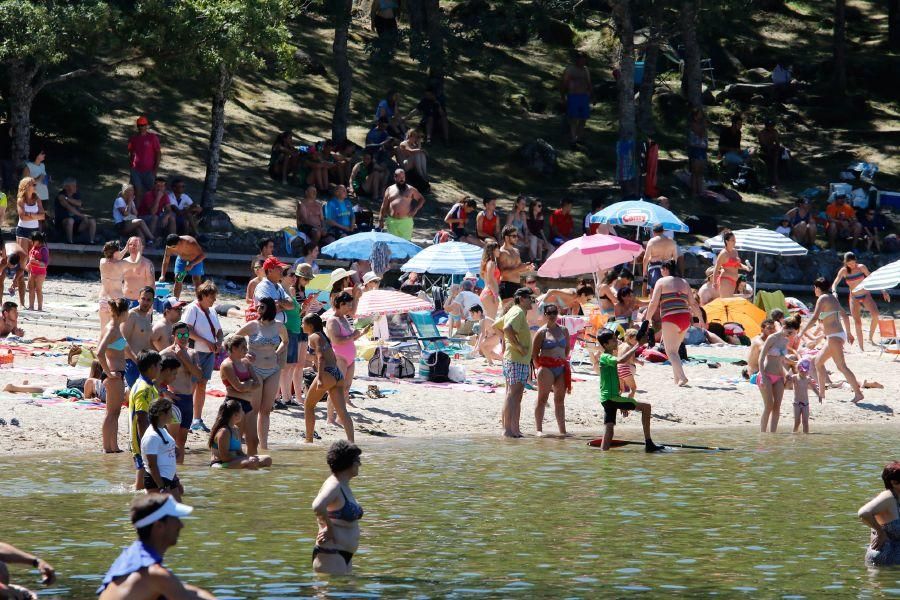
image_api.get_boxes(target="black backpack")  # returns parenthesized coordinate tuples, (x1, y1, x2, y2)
(425, 351, 451, 383)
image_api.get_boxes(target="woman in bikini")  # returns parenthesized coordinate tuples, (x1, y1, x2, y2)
(596, 270, 619, 317)
(232, 297, 288, 453)
(539, 284, 594, 316)
(312, 440, 363, 574)
(531, 304, 571, 436)
(713, 232, 752, 298)
(832, 252, 888, 352)
(757, 315, 800, 433)
(220, 334, 262, 444)
(326, 292, 371, 429)
(479, 241, 501, 319)
(645, 260, 703, 386)
(96, 298, 130, 453)
(858, 461, 900, 567)
(208, 399, 272, 469)
(304, 313, 353, 443)
(798, 277, 864, 403)
(98, 241, 126, 332)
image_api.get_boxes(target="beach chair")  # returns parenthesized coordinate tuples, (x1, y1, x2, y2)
(754, 290, 788, 318)
(406, 310, 469, 353)
(876, 319, 900, 361)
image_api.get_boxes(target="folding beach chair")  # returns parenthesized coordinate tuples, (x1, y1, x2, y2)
(407, 310, 468, 353)
(876, 318, 900, 361)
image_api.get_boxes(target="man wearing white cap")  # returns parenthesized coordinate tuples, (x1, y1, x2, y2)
(362, 271, 381, 292)
(97, 494, 215, 599)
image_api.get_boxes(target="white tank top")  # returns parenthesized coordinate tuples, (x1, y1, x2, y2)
(17, 200, 40, 229)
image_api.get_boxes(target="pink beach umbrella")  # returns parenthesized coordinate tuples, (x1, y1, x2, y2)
(537, 234, 643, 278)
(354, 289, 433, 318)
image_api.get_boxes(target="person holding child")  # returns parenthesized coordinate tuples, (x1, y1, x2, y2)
(617, 328, 642, 399)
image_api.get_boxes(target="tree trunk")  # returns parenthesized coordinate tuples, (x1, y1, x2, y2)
(424, 0, 445, 99)
(890, 0, 900, 49)
(201, 65, 232, 212)
(407, 0, 427, 58)
(331, 0, 354, 145)
(680, 0, 703, 109)
(7, 60, 39, 170)
(611, 0, 637, 196)
(636, 1, 662, 136)
(833, 0, 847, 94)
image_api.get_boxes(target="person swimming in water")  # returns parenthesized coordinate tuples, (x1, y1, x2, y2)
(312, 440, 363, 575)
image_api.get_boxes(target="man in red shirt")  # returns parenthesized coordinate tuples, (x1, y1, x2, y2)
(825, 193, 863, 249)
(549, 198, 575, 246)
(128, 115, 162, 199)
(138, 176, 176, 238)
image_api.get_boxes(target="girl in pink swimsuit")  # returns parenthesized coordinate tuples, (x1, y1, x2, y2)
(757, 315, 800, 433)
(326, 292, 371, 427)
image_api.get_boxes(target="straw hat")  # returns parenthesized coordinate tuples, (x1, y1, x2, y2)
(330, 267, 357, 284)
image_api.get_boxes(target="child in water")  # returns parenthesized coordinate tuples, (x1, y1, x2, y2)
(616, 328, 642, 399)
(789, 358, 820, 434)
(596, 329, 663, 452)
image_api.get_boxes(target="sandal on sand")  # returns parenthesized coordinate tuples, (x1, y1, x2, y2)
(367, 385, 385, 399)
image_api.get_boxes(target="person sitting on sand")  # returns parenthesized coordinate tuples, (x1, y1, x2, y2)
(595, 329, 663, 452)
(531, 303, 571, 437)
(96, 494, 215, 599)
(142, 397, 184, 500)
(209, 399, 272, 469)
(468, 305, 502, 365)
(312, 440, 364, 575)
(0, 301, 23, 338)
(857, 461, 900, 567)
(789, 358, 820, 434)
(159, 234, 206, 300)
(0, 540, 55, 600)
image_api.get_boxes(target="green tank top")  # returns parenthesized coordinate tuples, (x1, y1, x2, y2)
(283, 297, 302, 334)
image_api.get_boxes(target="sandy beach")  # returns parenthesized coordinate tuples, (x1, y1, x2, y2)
(0, 275, 896, 456)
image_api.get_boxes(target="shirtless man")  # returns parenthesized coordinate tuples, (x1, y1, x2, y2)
(560, 52, 592, 146)
(642, 223, 678, 294)
(296, 186, 326, 246)
(745, 318, 776, 381)
(0, 242, 27, 307)
(697, 267, 719, 306)
(159, 234, 206, 300)
(160, 321, 202, 463)
(122, 237, 155, 306)
(0, 302, 23, 338)
(497, 225, 534, 311)
(122, 287, 156, 390)
(378, 168, 425, 241)
(151, 297, 186, 350)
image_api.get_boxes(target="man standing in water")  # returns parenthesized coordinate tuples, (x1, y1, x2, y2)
(560, 52, 592, 147)
(159, 234, 206, 300)
(123, 287, 156, 390)
(160, 321, 202, 464)
(495, 288, 534, 438)
(378, 168, 425, 240)
(642, 223, 678, 294)
(498, 225, 534, 311)
(97, 495, 215, 599)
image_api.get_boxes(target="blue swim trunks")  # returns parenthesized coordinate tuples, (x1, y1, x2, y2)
(174, 256, 204, 277)
(567, 93, 590, 120)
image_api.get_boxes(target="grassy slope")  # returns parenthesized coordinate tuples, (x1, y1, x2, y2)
(36, 0, 900, 244)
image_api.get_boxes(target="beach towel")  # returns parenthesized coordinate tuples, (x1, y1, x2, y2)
(754, 290, 788, 317)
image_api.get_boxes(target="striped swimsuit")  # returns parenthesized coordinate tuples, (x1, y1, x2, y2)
(660, 290, 692, 333)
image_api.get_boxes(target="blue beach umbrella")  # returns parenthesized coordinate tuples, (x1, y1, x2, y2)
(320, 231, 422, 260)
(590, 199, 690, 233)
(400, 241, 483, 275)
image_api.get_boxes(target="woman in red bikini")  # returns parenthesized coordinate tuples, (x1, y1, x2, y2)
(713, 232, 752, 297)
(645, 260, 703, 386)
(479, 240, 501, 319)
(831, 252, 889, 351)
(757, 315, 800, 433)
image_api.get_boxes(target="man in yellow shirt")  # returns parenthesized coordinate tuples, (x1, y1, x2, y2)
(495, 288, 534, 438)
(129, 351, 161, 490)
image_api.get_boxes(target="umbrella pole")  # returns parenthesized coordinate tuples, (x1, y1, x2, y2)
(753, 252, 758, 303)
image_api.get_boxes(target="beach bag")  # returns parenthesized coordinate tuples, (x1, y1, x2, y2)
(368, 347, 415, 379)
(424, 350, 451, 383)
(448, 364, 467, 383)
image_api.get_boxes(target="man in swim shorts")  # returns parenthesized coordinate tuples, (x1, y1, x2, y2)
(498, 225, 534, 311)
(159, 234, 206, 300)
(378, 168, 425, 240)
(122, 287, 156, 389)
(97, 494, 215, 599)
(596, 329, 663, 452)
(161, 321, 202, 463)
(560, 52, 592, 147)
(0, 540, 55, 598)
(643, 223, 678, 294)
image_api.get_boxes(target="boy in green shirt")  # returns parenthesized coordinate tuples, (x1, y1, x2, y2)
(596, 330, 663, 452)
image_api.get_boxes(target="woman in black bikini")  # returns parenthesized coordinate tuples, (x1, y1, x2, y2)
(303, 314, 352, 444)
(312, 440, 363, 574)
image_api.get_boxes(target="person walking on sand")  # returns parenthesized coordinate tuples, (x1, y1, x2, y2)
(97, 298, 131, 454)
(857, 461, 900, 567)
(798, 277, 864, 404)
(122, 237, 154, 307)
(303, 314, 350, 444)
(97, 494, 216, 599)
(531, 303, 571, 437)
(0, 540, 55, 599)
(160, 321, 202, 463)
(832, 252, 889, 352)
(789, 358, 820, 434)
(99, 242, 127, 332)
(596, 329, 664, 452)
(757, 315, 801, 433)
(209, 399, 272, 469)
(312, 441, 364, 575)
(159, 235, 206, 300)
(644, 260, 703, 387)
(495, 287, 534, 438)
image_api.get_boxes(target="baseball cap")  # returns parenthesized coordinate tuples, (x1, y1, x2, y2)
(136, 116, 149, 127)
(295, 263, 314, 280)
(132, 495, 193, 529)
(262, 257, 289, 271)
(163, 297, 187, 311)
(362, 272, 381, 285)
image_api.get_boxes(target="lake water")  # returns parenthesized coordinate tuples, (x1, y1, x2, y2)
(2, 427, 900, 598)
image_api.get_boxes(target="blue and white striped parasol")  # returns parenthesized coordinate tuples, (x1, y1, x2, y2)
(400, 241, 483, 275)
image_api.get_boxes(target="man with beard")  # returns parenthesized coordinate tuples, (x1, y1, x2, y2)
(160, 321, 202, 463)
(122, 287, 156, 390)
(498, 225, 534, 311)
(378, 168, 425, 240)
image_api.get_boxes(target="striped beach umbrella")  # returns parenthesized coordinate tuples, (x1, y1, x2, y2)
(859, 258, 900, 291)
(705, 227, 808, 300)
(354, 289, 433, 318)
(400, 241, 483, 275)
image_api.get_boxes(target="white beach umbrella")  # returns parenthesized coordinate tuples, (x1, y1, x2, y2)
(705, 227, 808, 299)
(859, 258, 900, 291)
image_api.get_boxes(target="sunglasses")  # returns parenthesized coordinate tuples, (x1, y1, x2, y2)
(175, 332, 190, 339)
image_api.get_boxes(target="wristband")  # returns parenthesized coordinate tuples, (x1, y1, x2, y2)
(32, 558, 39, 568)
